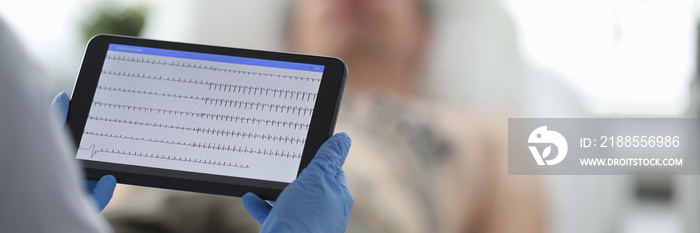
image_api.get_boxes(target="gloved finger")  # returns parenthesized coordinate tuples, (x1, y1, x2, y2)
(85, 176, 115, 200)
(90, 175, 116, 212)
(306, 133, 351, 176)
(86, 179, 98, 191)
(335, 168, 354, 207)
(50, 91, 69, 126)
(242, 192, 273, 224)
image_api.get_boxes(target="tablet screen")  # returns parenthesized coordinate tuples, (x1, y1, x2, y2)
(76, 44, 324, 183)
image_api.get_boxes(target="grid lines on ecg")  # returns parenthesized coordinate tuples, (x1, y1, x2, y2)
(82, 51, 319, 176)
(91, 101, 311, 129)
(101, 70, 318, 101)
(78, 144, 250, 168)
(96, 85, 314, 116)
(106, 54, 321, 82)
(83, 131, 302, 159)
(87, 115, 306, 144)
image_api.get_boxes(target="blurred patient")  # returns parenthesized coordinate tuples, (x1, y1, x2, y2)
(105, 0, 545, 233)
(286, 0, 544, 232)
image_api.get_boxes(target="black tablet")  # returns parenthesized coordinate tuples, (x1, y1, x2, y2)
(68, 35, 347, 200)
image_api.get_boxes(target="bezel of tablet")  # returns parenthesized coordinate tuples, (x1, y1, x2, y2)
(68, 34, 347, 200)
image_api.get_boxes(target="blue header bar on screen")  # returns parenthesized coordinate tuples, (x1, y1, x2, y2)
(108, 44, 325, 72)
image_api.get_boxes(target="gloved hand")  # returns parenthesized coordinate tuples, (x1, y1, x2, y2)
(51, 91, 117, 212)
(242, 133, 353, 233)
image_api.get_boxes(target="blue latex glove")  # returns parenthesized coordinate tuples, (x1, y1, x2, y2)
(85, 175, 117, 211)
(51, 91, 117, 212)
(242, 133, 353, 233)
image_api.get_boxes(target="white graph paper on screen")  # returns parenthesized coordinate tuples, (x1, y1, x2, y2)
(76, 45, 323, 183)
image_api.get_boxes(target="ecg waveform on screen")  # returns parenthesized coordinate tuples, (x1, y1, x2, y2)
(96, 86, 314, 116)
(84, 131, 303, 158)
(106, 54, 321, 82)
(92, 102, 311, 129)
(102, 70, 318, 101)
(80, 50, 321, 181)
(78, 144, 250, 168)
(87, 116, 306, 144)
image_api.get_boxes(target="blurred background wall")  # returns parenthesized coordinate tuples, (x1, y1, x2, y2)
(0, 0, 698, 232)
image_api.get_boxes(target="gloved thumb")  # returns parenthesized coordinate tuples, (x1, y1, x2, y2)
(50, 91, 69, 126)
(305, 132, 351, 175)
(88, 175, 116, 212)
(242, 192, 273, 224)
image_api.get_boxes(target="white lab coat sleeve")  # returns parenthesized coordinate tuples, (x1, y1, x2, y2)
(0, 19, 112, 232)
